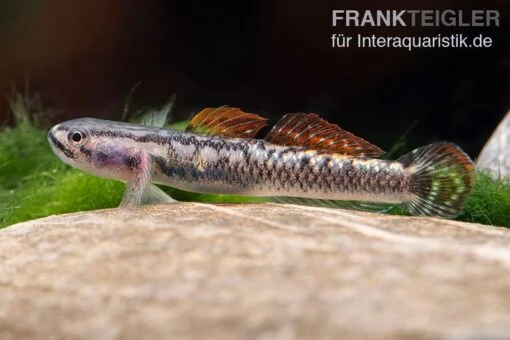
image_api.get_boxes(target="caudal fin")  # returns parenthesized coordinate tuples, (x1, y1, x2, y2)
(397, 142, 475, 218)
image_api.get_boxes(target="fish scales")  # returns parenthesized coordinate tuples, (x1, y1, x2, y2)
(154, 135, 409, 204)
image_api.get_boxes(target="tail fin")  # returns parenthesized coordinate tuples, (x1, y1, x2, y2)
(398, 142, 475, 218)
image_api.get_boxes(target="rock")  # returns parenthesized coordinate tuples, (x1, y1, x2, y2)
(477, 110, 510, 179)
(1, 203, 510, 339)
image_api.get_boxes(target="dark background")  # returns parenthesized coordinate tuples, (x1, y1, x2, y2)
(0, 0, 508, 156)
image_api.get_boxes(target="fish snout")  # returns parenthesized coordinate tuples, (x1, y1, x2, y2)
(47, 123, 74, 159)
(47, 124, 60, 149)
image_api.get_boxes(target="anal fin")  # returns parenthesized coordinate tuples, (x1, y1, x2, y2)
(265, 113, 384, 157)
(268, 197, 395, 213)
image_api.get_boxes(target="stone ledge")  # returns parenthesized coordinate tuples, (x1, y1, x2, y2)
(1, 203, 510, 339)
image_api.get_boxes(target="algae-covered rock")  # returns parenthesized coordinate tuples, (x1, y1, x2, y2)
(477, 110, 510, 179)
(1, 203, 510, 339)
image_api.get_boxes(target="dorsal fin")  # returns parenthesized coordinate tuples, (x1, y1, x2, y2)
(186, 106, 268, 138)
(265, 113, 384, 157)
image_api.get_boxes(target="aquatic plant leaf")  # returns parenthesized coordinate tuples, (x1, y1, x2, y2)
(140, 94, 176, 128)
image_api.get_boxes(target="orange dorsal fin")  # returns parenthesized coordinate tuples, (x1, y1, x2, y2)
(186, 106, 268, 138)
(265, 113, 384, 157)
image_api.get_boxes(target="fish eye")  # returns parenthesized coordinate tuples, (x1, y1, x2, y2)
(68, 130, 87, 145)
(72, 132, 82, 142)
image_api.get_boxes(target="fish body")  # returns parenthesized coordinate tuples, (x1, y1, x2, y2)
(48, 108, 474, 218)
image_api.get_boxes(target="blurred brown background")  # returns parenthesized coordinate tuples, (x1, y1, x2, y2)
(0, 0, 508, 155)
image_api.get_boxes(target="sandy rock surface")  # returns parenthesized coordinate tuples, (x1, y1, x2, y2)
(1, 203, 510, 339)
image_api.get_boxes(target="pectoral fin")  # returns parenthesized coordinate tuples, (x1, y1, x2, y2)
(119, 150, 152, 208)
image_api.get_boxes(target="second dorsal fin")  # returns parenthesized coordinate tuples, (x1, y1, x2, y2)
(265, 113, 384, 157)
(186, 106, 268, 139)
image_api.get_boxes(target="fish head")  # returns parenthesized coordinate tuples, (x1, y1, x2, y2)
(48, 118, 138, 180)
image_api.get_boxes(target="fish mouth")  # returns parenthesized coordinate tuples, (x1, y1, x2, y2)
(48, 126, 76, 160)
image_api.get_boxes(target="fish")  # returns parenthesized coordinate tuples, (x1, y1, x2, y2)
(47, 107, 474, 218)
